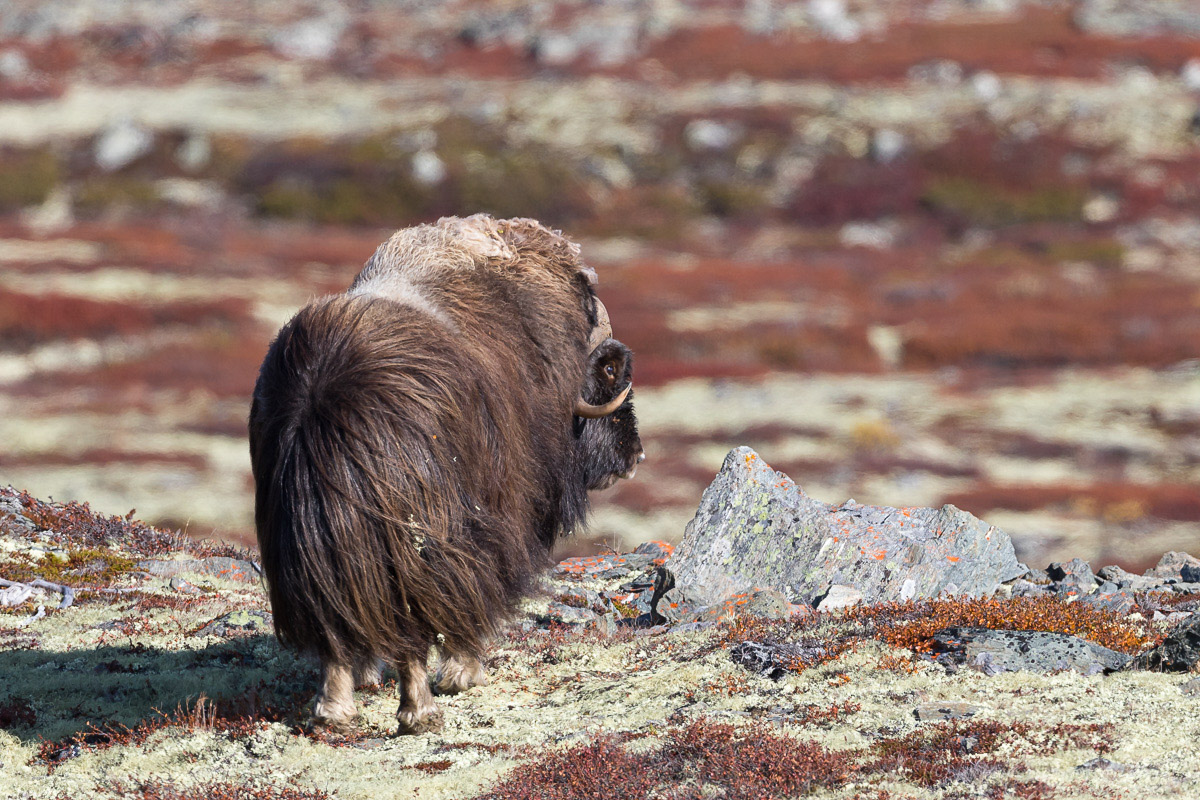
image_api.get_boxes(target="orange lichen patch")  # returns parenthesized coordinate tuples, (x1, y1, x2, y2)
(644, 540, 675, 562)
(850, 596, 1155, 654)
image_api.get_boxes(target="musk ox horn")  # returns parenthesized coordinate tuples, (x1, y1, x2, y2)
(574, 381, 632, 419)
(588, 298, 613, 353)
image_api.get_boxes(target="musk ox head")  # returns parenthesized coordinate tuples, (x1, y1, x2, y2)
(577, 337, 643, 491)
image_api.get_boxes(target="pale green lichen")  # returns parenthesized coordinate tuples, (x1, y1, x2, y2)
(3, 526, 1200, 799)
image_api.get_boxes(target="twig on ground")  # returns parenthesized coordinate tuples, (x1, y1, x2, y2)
(0, 577, 76, 610)
(14, 604, 45, 628)
(30, 579, 75, 609)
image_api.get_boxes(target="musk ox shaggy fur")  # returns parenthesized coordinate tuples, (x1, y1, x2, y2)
(248, 215, 642, 733)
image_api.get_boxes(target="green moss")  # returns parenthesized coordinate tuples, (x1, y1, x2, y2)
(75, 176, 161, 215)
(256, 180, 319, 219)
(694, 178, 768, 218)
(922, 175, 1085, 226)
(0, 148, 58, 211)
(1046, 238, 1125, 268)
(8, 547, 136, 585)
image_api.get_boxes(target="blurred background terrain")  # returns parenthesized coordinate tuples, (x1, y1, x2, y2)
(0, 0, 1198, 572)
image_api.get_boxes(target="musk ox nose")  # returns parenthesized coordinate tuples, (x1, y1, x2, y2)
(620, 450, 645, 480)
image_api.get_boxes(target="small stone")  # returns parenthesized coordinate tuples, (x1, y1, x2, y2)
(1048, 558, 1096, 586)
(1181, 677, 1200, 696)
(817, 584, 864, 611)
(1081, 590, 1135, 615)
(1183, 59, 1200, 92)
(1076, 757, 1132, 773)
(585, 613, 617, 637)
(546, 602, 598, 626)
(971, 70, 1002, 102)
(685, 119, 739, 152)
(169, 576, 201, 594)
(871, 128, 905, 164)
(1182, 565, 1200, 583)
(1097, 564, 1162, 592)
(272, 16, 344, 60)
(533, 32, 579, 66)
(1010, 579, 1048, 598)
(1128, 615, 1200, 672)
(0, 49, 30, 80)
(555, 552, 654, 579)
(412, 150, 446, 186)
(652, 587, 700, 624)
(914, 701, 980, 721)
(1146, 551, 1200, 580)
(1024, 567, 1053, 585)
(196, 610, 272, 638)
(175, 133, 211, 172)
(633, 540, 674, 563)
(95, 119, 154, 172)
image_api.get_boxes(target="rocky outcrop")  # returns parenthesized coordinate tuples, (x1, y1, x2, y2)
(665, 447, 1026, 607)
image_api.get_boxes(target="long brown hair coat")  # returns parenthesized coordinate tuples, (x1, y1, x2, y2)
(249, 216, 606, 671)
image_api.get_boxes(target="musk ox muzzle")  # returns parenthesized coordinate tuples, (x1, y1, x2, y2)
(249, 215, 641, 735)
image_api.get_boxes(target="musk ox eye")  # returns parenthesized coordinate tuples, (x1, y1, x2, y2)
(604, 364, 616, 378)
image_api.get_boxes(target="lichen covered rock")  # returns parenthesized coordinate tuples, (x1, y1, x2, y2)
(667, 447, 1026, 607)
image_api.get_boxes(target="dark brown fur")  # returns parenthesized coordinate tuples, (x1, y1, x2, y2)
(248, 217, 638, 731)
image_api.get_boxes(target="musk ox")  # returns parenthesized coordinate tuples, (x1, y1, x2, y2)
(249, 215, 642, 734)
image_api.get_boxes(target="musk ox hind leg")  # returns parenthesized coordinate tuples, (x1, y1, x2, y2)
(434, 649, 488, 696)
(354, 655, 385, 688)
(397, 651, 444, 735)
(313, 660, 358, 731)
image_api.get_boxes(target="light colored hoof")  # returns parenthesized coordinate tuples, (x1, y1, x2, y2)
(396, 705, 444, 735)
(312, 698, 357, 732)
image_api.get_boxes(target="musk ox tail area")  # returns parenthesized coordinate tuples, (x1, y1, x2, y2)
(250, 293, 547, 667)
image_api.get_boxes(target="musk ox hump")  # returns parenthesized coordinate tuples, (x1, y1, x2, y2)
(356, 215, 512, 284)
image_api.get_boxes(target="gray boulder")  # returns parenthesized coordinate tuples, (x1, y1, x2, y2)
(930, 627, 1131, 675)
(666, 447, 1026, 606)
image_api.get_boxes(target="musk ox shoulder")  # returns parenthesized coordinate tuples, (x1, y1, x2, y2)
(248, 215, 641, 734)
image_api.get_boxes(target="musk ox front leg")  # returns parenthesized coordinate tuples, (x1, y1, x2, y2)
(434, 650, 488, 695)
(313, 660, 357, 730)
(397, 652, 443, 735)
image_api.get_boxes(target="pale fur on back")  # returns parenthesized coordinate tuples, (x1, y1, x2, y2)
(349, 215, 595, 325)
